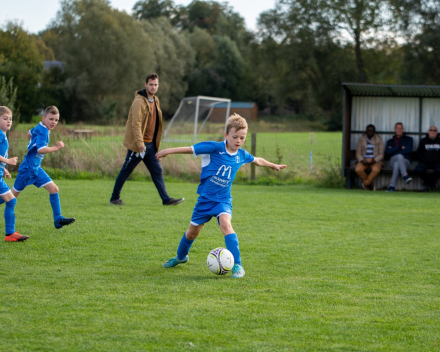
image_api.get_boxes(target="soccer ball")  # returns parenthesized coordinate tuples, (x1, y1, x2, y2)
(207, 248, 234, 275)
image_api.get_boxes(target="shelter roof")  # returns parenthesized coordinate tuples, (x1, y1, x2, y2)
(342, 83, 440, 97)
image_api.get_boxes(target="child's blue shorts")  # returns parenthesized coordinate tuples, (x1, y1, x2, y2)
(13, 168, 52, 192)
(0, 178, 11, 196)
(190, 196, 232, 226)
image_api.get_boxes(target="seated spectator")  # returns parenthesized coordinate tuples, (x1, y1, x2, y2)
(414, 126, 440, 191)
(355, 124, 384, 191)
(385, 122, 413, 192)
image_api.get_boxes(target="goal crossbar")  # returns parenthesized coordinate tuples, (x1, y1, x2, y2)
(163, 96, 231, 143)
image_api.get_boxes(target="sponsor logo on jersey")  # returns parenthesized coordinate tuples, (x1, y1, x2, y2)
(235, 156, 240, 163)
(216, 165, 232, 179)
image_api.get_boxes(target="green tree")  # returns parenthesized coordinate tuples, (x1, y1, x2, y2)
(132, 0, 176, 21)
(47, 0, 155, 122)
(0, 22, 44, 121)
(0, 76, 18, 119)
(141, 17, 195, 115)
(256, 5, 358, 128)
(392, 0, 440, 84)
(175, 1, 250, 46)
(277, 0, 393, 82)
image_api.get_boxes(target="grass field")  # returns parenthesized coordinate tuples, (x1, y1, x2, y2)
(1, 179, 439, 351)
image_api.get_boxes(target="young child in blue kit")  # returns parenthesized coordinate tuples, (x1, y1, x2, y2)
(0, 106, 28, 242)
(12, 106, 75, 229)
(156, 114, 286, 278)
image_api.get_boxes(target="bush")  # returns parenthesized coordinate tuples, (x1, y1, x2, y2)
(315, 162, 345, 188)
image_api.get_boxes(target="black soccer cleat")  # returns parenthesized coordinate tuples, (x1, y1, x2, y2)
(109, 199, 126, 205)
(164, 198, 184, 206)
(54, 217, 76, 229)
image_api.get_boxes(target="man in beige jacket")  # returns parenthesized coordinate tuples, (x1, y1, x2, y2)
(110, 73, 184, 206)
(355, 124, 384, 191)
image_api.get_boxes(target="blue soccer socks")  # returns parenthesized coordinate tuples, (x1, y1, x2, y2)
(49, 193, 62, 222)
(4, 197, 16, 235)
(50, 193, 75, 229)
(177, 232, 194, 260)
(225, 233, 241, 266)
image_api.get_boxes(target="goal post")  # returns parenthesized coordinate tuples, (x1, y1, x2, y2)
(163, 96, 231, 143)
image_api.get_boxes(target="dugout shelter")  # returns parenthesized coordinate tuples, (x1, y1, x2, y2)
(341, 83, 440, 190)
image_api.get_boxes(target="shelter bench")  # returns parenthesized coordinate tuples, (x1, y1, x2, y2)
(344, 151, 436, 189)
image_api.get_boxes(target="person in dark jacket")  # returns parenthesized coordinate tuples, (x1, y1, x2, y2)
(109, 73, 184, 206)
(385, 122, 413, 192)
(414, 126, 440, 191)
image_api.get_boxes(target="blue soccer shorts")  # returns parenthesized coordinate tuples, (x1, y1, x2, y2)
(190, 196, 232, 226)
(0, 178, 11, 196)
(13, 168, 53, 193)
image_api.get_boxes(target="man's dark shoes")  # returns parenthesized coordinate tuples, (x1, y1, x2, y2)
(164, 198, 184, 206)
(54, 216, 76, 229)
(109, 199, 125, 205)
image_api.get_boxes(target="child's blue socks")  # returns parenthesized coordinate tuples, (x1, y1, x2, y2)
(225, 233, 241, 265)
(177, 233, 194, 260)
(49, 193, 62, 221)
(4, 197, 16, 235)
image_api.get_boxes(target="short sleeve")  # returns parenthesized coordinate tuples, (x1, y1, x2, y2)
(242, 149, 254, 164)
(0, 131, 6, 144)
(192, 141, 220, 157)
(36, 129, 49, 151)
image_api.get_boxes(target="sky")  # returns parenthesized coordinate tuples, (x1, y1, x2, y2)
(0, 0, 276, 33)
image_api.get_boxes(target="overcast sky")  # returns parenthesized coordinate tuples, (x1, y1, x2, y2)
(0, 0, 276, 33)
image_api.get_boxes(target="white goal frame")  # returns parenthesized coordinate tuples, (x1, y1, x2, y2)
(163, 96, 231, 143)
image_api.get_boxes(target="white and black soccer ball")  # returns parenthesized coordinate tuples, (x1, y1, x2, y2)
(207, 248, 234, 275)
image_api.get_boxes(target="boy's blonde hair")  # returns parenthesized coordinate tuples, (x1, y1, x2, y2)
(0, 106, 12, 117)
(44, 105, 59, 116)
(226, 113, 248, 134)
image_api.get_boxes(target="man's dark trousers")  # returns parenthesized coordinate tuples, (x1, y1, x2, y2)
(111, 142, 171, 204)
(414, 162, 440, 189)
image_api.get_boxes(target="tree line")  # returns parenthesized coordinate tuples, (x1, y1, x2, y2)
(0, 0, 439, 129)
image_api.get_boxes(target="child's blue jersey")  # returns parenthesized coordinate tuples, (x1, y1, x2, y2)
(19, 122, 50, 174)
(192, 140, 254, 202)
(0, 130, 8, 178)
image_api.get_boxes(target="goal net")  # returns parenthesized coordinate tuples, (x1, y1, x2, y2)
(163, 96, 231, 143)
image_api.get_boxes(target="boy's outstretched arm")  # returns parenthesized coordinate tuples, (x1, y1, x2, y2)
(253, 157, 287, 171)
(38, 141, 64, 154)
(156, 147, 193, 161)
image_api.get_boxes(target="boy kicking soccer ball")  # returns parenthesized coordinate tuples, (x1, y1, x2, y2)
(12, 106, 75, 229)
(156, 114, 286, 278)
(0, 106, 28, 242)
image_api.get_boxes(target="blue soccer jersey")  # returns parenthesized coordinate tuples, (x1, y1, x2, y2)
(19, 122, 50, 174)
(191, 140, 254, 202)
(0, 130, 8, 178)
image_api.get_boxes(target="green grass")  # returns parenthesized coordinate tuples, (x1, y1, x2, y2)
(1, 180, 439, 351)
